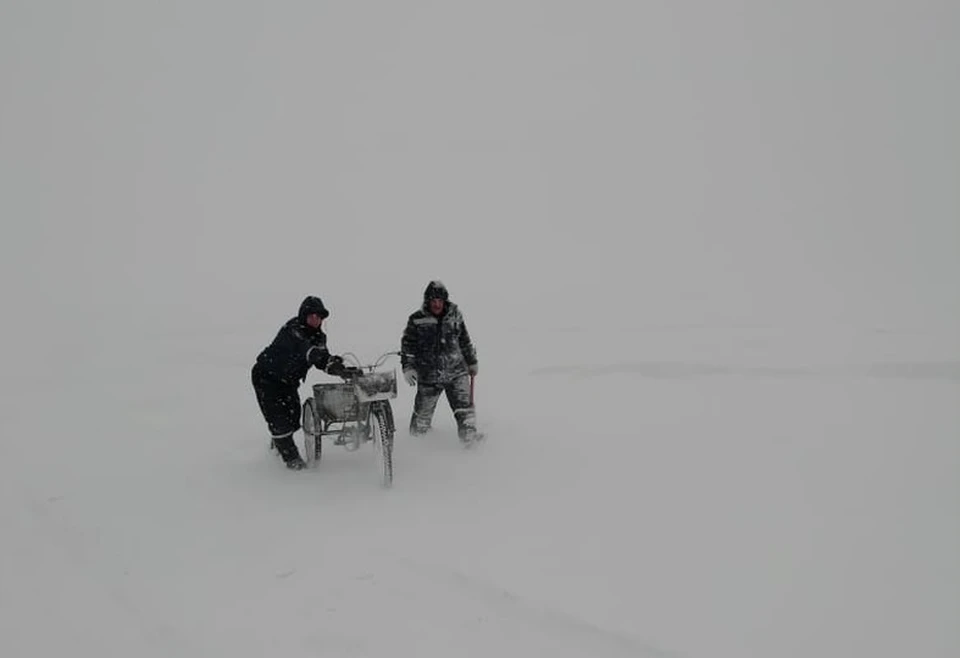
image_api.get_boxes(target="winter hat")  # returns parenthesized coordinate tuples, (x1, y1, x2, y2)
(423, 280, 449, 302)
(298, 295, 329, 321)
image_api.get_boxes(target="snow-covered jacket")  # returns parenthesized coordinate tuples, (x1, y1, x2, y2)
(401, 299, 477, 384)
(254, 297, 333, 385)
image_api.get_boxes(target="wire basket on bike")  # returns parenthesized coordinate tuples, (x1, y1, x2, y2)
(312, 382, 359, 422)
(354, 370, 397, 402)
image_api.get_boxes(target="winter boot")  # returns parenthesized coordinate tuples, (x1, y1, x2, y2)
(458, 421, 484, 445)
(459, 429, 482, 444)
(456, 415, 480, 444)
(272, 434, 306, 470)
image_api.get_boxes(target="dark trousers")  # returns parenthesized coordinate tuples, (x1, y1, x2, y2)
(410, 374, 476, 438)
(251, 365, 301, 439)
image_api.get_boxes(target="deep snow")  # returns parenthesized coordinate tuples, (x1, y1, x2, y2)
(2, 2, 958, 657)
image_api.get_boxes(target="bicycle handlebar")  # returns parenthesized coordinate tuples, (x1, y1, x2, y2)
(340, 350, 400, 372)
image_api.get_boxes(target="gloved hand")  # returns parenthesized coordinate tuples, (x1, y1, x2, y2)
(326, 355, 346, 376)
(339, 366, 363, 379)
(403, 368, 417, 386)
(468, 363, 478, 376)
(307, 345, 332, 369)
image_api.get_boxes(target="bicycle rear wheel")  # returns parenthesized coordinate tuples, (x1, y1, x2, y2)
(302, 398, 321, 468)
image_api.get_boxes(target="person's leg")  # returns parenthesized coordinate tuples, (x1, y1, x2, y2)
(252, 369, 305, 468)
(251, 367, 275, 437)
(444, 374, 478, 440)
(410, 382, 443, 435)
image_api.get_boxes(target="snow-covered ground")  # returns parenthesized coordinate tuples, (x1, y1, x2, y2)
(2, 2, 958, 657)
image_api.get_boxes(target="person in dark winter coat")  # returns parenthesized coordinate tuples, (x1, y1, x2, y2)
(251, 295, 349, 469)
(400, 280, 480, 442)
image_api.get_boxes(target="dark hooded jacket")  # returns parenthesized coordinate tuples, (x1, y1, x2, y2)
(401, 281, 477, 384)
(254, 296, 333, 386)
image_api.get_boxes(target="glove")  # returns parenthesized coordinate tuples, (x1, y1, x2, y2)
(307, 345, 332, 369)
(326, 355, 346, 376)
(468, 363, 478, 376)
(339, 366, 363, 379)
(403, 368, 417, 386)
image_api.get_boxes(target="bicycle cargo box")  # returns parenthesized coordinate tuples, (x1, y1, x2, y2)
(312, 382, 359, 422)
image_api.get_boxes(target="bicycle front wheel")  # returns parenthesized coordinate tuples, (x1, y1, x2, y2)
(369, 402, 394, 488)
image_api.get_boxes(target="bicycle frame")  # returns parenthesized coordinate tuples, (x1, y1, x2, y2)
(303, 351, 400, 454)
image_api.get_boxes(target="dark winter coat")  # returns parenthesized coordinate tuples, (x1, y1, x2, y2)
(401, 284, 477, 384)
(253, 297, 333, 386)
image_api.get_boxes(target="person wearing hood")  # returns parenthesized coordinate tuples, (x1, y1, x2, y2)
(400, 280, 480, 442)
(252, 295, 349, 469)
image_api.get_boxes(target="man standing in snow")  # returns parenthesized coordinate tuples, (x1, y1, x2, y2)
(400, 280, 480, 443)
(251, 295, 348, 470)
